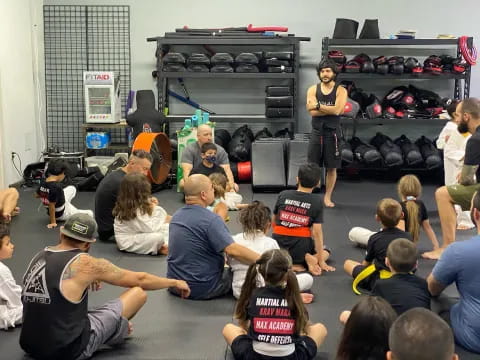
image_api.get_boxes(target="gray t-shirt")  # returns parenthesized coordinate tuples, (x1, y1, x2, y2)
(181, 142, 229, 168)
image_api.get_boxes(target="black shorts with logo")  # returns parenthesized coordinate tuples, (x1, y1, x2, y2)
(307, 124, 341, 169)
(231, 335, 317, 360)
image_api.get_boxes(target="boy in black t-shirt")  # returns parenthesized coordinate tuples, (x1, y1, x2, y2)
(272, 163, 334, 276)
(344, 198, 412, 294)
(373, 238, 430, 315)
(36, 160, 93, 229)
(190, 143, 227, 178)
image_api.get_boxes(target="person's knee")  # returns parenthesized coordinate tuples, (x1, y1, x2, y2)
(130, 286, 147, 305)
(435, 186, 450, 201)
(343, 260, 354, 274)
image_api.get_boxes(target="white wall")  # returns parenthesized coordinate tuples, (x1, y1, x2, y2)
(5, 0, 480, 185)
(0, 0, 45, 187)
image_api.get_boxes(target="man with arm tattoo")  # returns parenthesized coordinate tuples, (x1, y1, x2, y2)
(19, 213, 190, 360)
(424, 98, 480, 260)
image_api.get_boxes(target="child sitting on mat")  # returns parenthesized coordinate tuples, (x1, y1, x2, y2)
(228, 201, 314, 303)
(349, 174, 439, 255)
(336, 296, 397, 360)
(0, 222, 22, 330)
(113, 173, 170, 255)
(223, 249, 327, 360)
(344, 198, 412, 294)
(190, 142, 227, 178)
(372, 238, 430, 315)
(272, 163, 334, 276)
(36, 159, 93, 229)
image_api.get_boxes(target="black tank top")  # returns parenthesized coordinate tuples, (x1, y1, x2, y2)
(20, 248, 91, 359)
(311, 82, 341, 130)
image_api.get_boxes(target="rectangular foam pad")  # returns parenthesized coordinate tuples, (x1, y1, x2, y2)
(266, 86, 291, 97)
(265, 107, 293, 118)
(287, 140, 309, 188)
(251, 141, 286, 191)
(265, 96, 293, 108)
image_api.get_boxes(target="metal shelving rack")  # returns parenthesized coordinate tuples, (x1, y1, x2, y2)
(322, 37, 472, 100)
(147, 35, 310, 133)
(321, 37, 473, 137)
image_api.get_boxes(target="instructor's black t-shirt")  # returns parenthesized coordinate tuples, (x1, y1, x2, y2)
(373, 273, 431, 315)
(311, 83, 340, 130)
(190, 162, 226, 178)
(464, 126, 480, 180)
(365, 228, 412, 271)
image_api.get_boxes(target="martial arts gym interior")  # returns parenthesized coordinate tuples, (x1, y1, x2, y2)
(1, 1, 480, 360)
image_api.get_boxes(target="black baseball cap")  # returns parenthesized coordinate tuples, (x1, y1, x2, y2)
(60, 214, 97, 243)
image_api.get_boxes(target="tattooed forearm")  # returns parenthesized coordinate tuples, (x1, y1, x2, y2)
(460, 165, 478, 186)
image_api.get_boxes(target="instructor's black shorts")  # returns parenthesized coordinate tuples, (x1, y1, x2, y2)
(308, 126, 341, 169)
(231, 335, 317, 360)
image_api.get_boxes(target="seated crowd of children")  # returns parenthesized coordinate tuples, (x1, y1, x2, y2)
(0, 157, 467, 360)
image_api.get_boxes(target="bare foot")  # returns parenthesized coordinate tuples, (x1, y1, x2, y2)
(324, 198, 335, 208)
(457, 224, 475, 230)
(301, 293, 314, 304)
(12, 207, 20, 216)
(159, 244, 168, 256)
(128, 321, 133, 335)
(305, 254, 322, 276)
(422, 248, 444, 260)
(292, 264, 307, 272)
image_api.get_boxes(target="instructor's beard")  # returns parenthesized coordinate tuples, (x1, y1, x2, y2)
(458, 119, 469, 134)
(321, 74, 335, 84)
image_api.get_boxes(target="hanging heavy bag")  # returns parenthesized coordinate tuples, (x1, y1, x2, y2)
(349, 137, 383, 167)
(415, 136, 442, 169)
(232, 124, 254, 142)
(214, 129, 232, 149)
(394, 135, 423, 167)
(370, 132, 404, 167)
(254, 127, 273, 140)
(228, 133, 252, 162)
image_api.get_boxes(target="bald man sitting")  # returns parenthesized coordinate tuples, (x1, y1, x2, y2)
(180, 124, 238, 191)
(167, 174, 258, 300)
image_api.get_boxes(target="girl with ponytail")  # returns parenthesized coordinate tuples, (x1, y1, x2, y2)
(397, 175, 439, 252)
(223, 249, 327, 360)
(229, 201, 314, 301)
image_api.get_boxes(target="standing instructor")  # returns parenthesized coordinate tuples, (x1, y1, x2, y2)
(306, 58, 347, 207)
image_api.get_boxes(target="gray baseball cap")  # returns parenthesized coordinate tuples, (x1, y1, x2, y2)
(60, 213, 97, 243)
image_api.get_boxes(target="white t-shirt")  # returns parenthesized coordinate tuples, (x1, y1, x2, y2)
(114, 206, 169, 254)
(0, 261, 22, 329)
(229, 232, 279, 299)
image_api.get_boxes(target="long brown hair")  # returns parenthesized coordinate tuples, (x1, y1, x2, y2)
(113, 173, 152, 221)
(209, 172, 227, 199)
(235, 249, 308, 335)
(239, 201, 271, 238)
(336, 296, 397, 360)
(397, 174, 422, 243)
